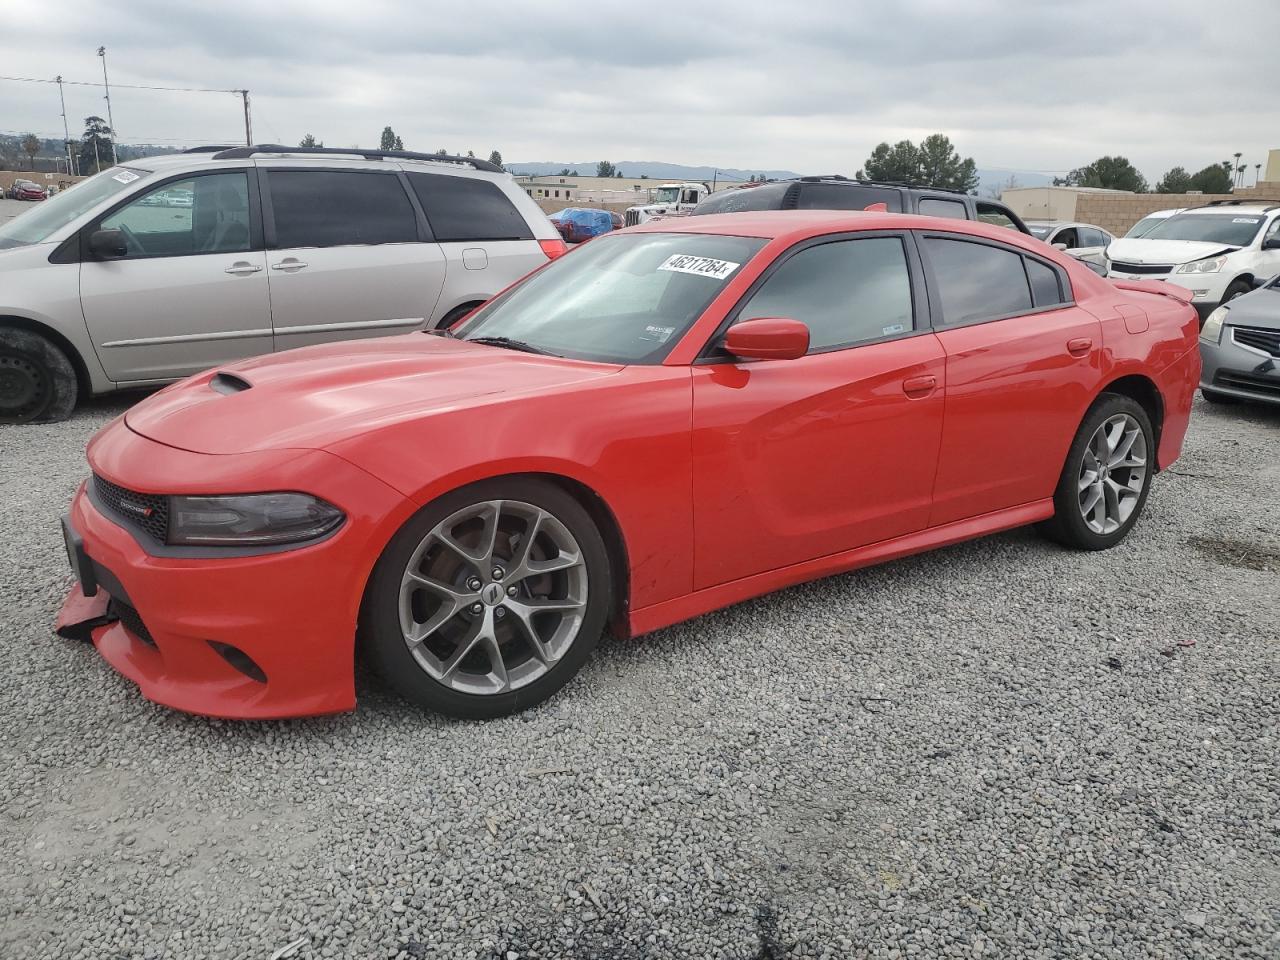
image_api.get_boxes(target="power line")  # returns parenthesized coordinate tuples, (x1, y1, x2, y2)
(0, 74, 242, 94)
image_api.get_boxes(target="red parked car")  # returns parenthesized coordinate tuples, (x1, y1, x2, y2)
(56, 211, 1201, 720)
(9, 179, 47, 201)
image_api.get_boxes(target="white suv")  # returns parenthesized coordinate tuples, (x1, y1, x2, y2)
(1106, 201, 1280, 321)
(0, 145, 566, 423)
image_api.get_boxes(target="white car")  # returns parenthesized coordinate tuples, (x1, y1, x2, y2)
(1025, 220, 1114, 266)
(0, 145, 566, 423)
(1106, 201, 1280, 322)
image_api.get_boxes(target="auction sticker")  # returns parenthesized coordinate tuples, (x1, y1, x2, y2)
(112, 170, 140, 184)
(658, 254, 740, 280)
(1233, 217, 1260, 224)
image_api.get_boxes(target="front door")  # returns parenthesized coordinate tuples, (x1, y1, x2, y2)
(78, 170, 271, 381)
(692, 234, 946, 589)
(261, 167, 447, 351)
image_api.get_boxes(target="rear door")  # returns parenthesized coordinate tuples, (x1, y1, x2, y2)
(405, 172, 545, 321)
(1069, 226, 1111, 266)
(78, 169, 271, 381)
(260, 166, 447, 351)
(920, 233, 1103, 525)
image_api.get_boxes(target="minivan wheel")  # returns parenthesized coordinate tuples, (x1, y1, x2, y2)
(360, 478, 612, 719)
(1038, 393, 1154, 551)
(435, 302, 483, 330)
(0, 328, 78, 424)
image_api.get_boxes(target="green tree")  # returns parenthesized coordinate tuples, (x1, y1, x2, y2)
(379, 126, 403, 151)
(21, 133, 40, 170)
(1054, 156, 1148, 193)
(488, 150, 503, 170)
(1155, 166, 1192, 194)
(1188, 163, 1233, 194)
(595, 160, 616, 178)
(858, 140, 921, 183)
(299, 133, 322, 148)
(436, 148, 449, 156)
(557, 167, 574, 176)
(78, 116, 114, 173)
(858, 134, 977, 192)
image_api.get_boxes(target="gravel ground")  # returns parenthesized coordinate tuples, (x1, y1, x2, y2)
(1, 393, 1278, 960)
(1, 197, 36, 224)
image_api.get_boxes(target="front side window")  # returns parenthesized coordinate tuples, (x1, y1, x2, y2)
(1144, 213, 1264, 246)
(101, 172, 250, 257)
(456, 232, 766, 364)
(924, 236, 1033, 325)
(269, 170, 417, 248)
(736, 237, 914, 352)
(0, 166, 149, 250)
(919, 198, 968, 220)
(1053, 228, 1080, 248)
(407, 173, 533, 242)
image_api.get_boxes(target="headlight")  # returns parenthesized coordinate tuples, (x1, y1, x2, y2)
(1177, 255, 1228, 275)
(168, 493, 344, 546)
(1200, 306, 1228, 344)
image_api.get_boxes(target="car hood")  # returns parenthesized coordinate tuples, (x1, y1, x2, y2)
(1221, 285, 1280, 330)
(124, 335, 623, 455)
(1107, 237, 1237, 265)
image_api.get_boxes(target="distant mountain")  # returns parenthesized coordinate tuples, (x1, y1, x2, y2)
(509, 161, 802, 183)
(976, 168, 1057, 194)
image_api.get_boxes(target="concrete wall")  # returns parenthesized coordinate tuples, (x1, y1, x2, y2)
(1003, 182, 1280, 236)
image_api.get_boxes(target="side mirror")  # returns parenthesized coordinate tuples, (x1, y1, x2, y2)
(88, 228, 128, 260)
(1263, 236, 1280, 251)
(722, 317, 810, 361)
(1052, 242, 1069, 251)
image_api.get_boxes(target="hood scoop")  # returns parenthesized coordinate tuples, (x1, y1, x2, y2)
(210, 371, 252, 395)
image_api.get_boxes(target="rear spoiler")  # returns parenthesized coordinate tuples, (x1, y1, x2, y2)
(1109, 279, 1195, 304)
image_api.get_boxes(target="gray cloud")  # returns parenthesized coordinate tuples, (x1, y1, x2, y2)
(7, 0, 1278, 183)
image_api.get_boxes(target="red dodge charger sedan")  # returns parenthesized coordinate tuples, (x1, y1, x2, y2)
(56, 211, 1201, 720)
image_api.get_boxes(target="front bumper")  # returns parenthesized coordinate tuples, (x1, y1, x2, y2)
(55, 422, 411, 719)
(1200, 328, 1280, 405)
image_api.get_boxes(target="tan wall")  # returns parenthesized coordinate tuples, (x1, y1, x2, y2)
(1266, 149, 1280, 184)
(533, 197, 633, 215)
(0, 169, 85, 193)
(1004, 182, 1280, 235)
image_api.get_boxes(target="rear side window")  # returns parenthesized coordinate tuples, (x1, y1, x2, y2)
(269, 170, 417, 248)
(737, 237, 914, 352)
(919, 198, 968, 220)
(408, 173, 533, 242)
(795, 183, 903, 213)
(1025, 258, 1064, 307)
(924, 236, 1033, 325)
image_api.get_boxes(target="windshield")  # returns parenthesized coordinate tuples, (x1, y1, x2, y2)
(0, 167, 149, 249)
(1028, 224, 1053, 238)
(456, 232, 766, 363)
(1143, 213, 1264, 246)
(1125, 216, 1166, 238)
(654, 187, 680, 203)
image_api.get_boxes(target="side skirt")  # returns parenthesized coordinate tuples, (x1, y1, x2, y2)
(627, 499, 1054, 638)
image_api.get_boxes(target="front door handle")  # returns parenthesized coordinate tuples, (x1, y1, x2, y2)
(224, 261, 263, 275)
(902, 374, 938, 398)
(271, 258, 309, 272)
(1067, 337, 1093, 357)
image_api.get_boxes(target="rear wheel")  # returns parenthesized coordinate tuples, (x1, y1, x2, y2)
(0, 327, 78, 424)
(434, 302, 483, 331)
(361, 478, 612, 719)
(1038, 393, 1154, 551)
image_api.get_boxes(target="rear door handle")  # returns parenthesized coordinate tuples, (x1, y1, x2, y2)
(271, 258, 308, 271)
(224, 261, 262, 275)
(902, 374, 937, 398)
(1067, 337, 1093, 357)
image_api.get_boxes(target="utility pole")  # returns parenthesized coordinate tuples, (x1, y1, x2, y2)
(239, 90, 253, 146)
(55, 75, 76, 177)
(97, 46, 119, 166)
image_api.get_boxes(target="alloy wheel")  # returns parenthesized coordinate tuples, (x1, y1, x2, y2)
(1077, 413, 1148, 535)
(398, 499, 587, 695)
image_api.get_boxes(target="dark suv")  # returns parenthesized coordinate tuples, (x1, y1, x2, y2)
(691, 176, 1031, 234)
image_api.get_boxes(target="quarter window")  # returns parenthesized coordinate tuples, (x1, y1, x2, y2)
(737, 237, 914, 352)
(1025, 258, 1065, 308)
(923, 237, 1033, 325)
(268, 170, 417, 248)
(101, 172, 250, 257)
(408, 173, 534, 242)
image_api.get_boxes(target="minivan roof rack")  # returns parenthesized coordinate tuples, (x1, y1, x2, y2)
(1199, 198, 1280, 211)
(183, 145, 240, 153)
(205, 144, 504, 173)
(796, 175, 969, 196)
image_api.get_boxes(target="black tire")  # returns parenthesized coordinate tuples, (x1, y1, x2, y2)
(434, 302, 483, 330)
(360, 477, 612, 719)
(1037, 393, 1154, 551)
(1200, 387, 1240, 405)
(0, 327, 78, 424)
(1220, 279, 1252, 306)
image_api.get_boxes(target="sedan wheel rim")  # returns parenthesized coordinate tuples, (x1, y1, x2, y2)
(398, 499, 587, 695)
(1077, 413, 1148, 535)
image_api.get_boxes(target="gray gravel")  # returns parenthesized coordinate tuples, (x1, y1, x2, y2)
(2, 393, 1278, 959)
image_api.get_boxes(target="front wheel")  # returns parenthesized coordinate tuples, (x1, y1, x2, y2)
(360, 478, 612, 719)
(0, 327, 78, 424)
(1038, 394, 1154, 551)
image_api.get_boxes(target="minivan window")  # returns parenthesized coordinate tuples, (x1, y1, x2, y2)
(102, 172, 250, 257)
(737, 237, 914, 352)
(919, 198, 967, 220)
(408, 173, 534, 242)
(0, 167, 149, 249)
(924, 237, 1033, 324)
(269, 170, 417, 248)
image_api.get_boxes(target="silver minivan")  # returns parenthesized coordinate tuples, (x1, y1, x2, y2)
(0, 146, 565, 423)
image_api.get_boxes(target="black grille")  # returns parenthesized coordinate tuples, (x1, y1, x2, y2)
(1110, 261, 1173, 275)
(1233, 326, 1280, 358)
(1214, 370, 1280, 398)
(108, 598, 156, 646)
(624, 210, 640, 227)
(93, 475, 168, 543)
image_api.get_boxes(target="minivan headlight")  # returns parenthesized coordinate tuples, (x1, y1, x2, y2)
(1177, 255, 1228, 274)
(1200, 306, 1228, 345)
(168, 493, 344, 546)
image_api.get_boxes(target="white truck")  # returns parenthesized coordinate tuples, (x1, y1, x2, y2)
(623, 182, 712, 226)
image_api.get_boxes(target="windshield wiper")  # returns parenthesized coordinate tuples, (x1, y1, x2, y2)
(465, 336, 558, 357)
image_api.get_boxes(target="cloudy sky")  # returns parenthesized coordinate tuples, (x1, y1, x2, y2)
(5, 0, 1278, 182)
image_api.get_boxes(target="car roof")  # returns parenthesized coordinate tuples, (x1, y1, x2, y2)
(1178, 202, 1278, 216)
(123, 149, 508, 179)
